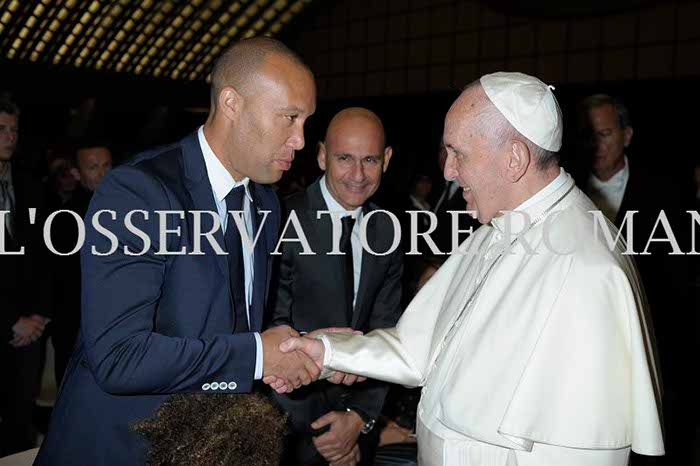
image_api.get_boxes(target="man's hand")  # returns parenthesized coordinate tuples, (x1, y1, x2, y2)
(266, 334, 367, 393)
(9, 334, 32, 347)
(261, 325, 320, 392)
(378, 420, 417, 447)
(312, 410, 364, 464)
(330, 444, 361, 466)
(10, 315, 46, 346)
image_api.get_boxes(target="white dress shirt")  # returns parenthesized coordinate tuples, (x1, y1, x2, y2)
(319, 175, 363, 306)
(587, 157, 629, 222)
(197, 127, 263, 380)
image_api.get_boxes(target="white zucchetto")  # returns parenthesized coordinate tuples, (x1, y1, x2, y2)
(480, 71, 563, 152)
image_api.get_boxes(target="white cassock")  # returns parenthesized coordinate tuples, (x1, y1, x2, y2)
(321, 169, 664, 466)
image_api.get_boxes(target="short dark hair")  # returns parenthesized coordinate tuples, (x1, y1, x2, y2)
(0, 95, 20, 117)
(132, 393, 287, 466)
(210, 37, 310, 106)
(73, 139, 113, 166)
(579, 94, 632, 129)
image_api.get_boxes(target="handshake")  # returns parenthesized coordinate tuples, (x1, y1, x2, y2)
(259, 325, 366, 394)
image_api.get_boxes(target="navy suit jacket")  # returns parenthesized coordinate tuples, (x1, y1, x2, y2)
(35, 132, 280, 465)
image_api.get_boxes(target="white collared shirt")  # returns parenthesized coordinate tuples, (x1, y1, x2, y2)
(587, 157, 630, 222)
(319, 175, 363, 306)
(197, 126, 262, 379)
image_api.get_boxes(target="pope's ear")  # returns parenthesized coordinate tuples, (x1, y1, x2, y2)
(382, 146, 393, 173)
(317, 141, 327, 171)
(506, 140, 530, 182)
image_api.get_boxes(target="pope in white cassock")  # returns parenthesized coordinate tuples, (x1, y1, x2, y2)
(278, 72, 665, 466)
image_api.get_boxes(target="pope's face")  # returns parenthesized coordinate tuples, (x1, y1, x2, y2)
(442, 93, 506, 224)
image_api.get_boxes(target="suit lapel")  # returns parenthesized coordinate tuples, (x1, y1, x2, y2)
(307, 180, 353, 326)
(352, 205, 377, 328)
(249, 183, 268, 332)
(181, 133, 229, 280)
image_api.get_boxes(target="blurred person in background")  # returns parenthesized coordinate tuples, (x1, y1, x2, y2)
(0, 96, 51, 457)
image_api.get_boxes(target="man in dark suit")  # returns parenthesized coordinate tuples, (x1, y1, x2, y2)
(35, 38, 320, 465)
(0, 97, 51, 456)
(50, 143, 113, 385)
(269, 108, 403, 466)
(577, 94, 693, 465)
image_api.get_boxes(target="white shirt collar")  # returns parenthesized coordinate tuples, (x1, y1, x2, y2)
(589, 156, 629, 191)
(319, 175, 363, 219)
(197, 126, 252, 203)
(515, 167, 568, 212)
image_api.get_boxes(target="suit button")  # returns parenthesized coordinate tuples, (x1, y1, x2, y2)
(202, 383, 211, 391)
(211, 382, 219, 390)
(218, 381, 227, 390)
(227, 382, 237, 390)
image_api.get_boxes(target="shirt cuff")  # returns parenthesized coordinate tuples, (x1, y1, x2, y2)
(253, 332, 263, 380)
(318, 335, 336, 380)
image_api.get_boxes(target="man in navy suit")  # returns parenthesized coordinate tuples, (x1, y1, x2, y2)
(36, 37, 319, 465)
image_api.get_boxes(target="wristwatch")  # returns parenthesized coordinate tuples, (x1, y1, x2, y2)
(346, 408, 375, 434)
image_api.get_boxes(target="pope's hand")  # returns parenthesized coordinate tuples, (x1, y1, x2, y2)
(260, 325, 320, 392)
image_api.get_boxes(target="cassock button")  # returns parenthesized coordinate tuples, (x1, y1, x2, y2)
(228, 382, 237, 390)
(211, 382, 220, 390)
(202, 383, 211, 390)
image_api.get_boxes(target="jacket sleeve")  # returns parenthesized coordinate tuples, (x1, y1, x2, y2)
(80, 166, 257, 395)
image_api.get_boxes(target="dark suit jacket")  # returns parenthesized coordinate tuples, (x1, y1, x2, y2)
(0, 165, 50, 341)
(268, 179, 403, 428)
(36, 132, 280, 466)
(50, 186, 93, 351)
(609, 165, 692, 387)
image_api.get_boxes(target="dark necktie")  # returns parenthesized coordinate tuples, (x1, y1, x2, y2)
(0, 179, 14, 238)
(224, 185, 249, 333)
(340, 216, 356, 324)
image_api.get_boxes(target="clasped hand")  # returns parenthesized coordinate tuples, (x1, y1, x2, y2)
(9, 314, 49, 348)
(262, 327, 366, 394)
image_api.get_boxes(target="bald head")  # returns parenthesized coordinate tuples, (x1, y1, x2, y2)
(325, 107, 386, 149)
(210, 37, 310, 106)
(318, 107, 393, 211)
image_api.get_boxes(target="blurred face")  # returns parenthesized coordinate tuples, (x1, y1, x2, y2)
(318, 113, 392, 210)
(57, 165, 78, 193)
(587, 104, 632, 180)
(0, 112, 19, 164)
(76, 147, 112, 192)
(228, 54, 316, 184)
(443, 92, 507, 224)
(414, 176, 432, 199)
